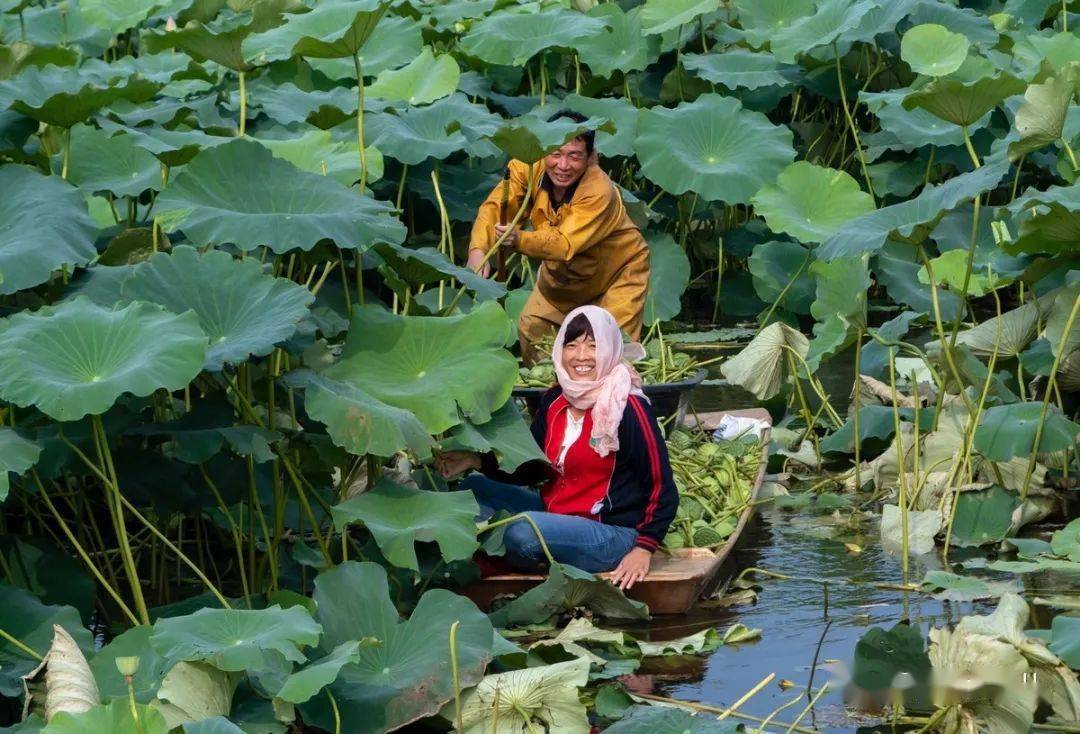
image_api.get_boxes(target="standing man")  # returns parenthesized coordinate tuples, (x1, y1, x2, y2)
(468, 110, 650, 361)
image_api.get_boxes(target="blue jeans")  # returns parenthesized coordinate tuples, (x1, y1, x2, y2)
(463, 474, 638, 573)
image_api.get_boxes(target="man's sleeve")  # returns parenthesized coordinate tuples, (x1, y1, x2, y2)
(468, 160, 530, 253)
(515, 185, 622, 262)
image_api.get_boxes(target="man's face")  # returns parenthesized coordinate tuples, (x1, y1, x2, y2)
(543, 138, 589, 190)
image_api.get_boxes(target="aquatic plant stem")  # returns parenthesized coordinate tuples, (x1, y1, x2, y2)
(785, 683, 829, 734)
(631, 693, 816, 734)
(61, 127, 71, 179)
(887, 353, 910, 583)
(477, 512, 555, 566)
(326, 689, 341, 734)
(852, 331, 863, 491)
(717, 673, 775, 719)
(1021, 291, 1080, 499)
(449, 620, 464, 733)
(833, 43, 875, 201)
(919, 250, 975, 415)
(758, 250, 811, 330)
(199, 466, 252, 606)
(0, 626, 41, 660)
(238, 71, 246, 136)
(352, 53, 368, 191)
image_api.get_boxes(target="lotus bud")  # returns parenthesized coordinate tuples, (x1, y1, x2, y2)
(115, 656, 141, 678)
(453, 21, 465, 33)
(571, 0, 598, 11)
(165, 16, 178, 31)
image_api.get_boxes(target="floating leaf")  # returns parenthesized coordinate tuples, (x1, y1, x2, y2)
(974, 402, 1080, 461)
(643, 231, 690, 326)
(852, 624, 930, 691)
(634, 94, 794, 203)
(903, 73, 1027, 126)
(460, 8, 608, 66)
(605, 706, 742, 733)
(0, 428, 40, 501)
(488, 563, 649, 627)
(901, 24, 970, 77)
(720, 322, 809, 400)
(155, 139, 405, 253)
(330, 479, 479, 572)
(640, 0, 719, 36)
(366, 47, 459, 105)
(752, 162, 874, 243)
(0, 298, 207, 422)
(455, 659, 590, 733)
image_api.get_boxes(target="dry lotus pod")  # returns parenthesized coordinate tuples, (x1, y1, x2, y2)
(22, 624, 101, 722)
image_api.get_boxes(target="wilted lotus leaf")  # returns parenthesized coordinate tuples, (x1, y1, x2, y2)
(330, 479, 479, 571)
(634, 94, 794, 203)
(0, 585, 91, 698)
(720, 322, 809, 400)
(489, 563, 649, 627)
(455, 658, 591, 733)
(1042, 281, 1080, 358)
(901, 24, 970, 77)
(0, 62, 158, 128)
(241, 0, 386, 63)
(155, 139, 405, 252)
(682, 49, 797, 91)
(576, 5, 656, 78)
(324, 302, 517, 433)
(0, 428, 40, 501)
(301, 561, 494, 733)
(460, 7, 608, 66)
(643, 231, 690, 326)
(1008, 63, 1080, 160)
(752, 162, 874, 243)
(880, 505, 943, 556)
(366, 47, 459, 105)
(974, 402, 1080, 462)
(640, 0, 718, 36)
(42, 700, 168, 734)
(0, 298, 207, 422)
(22, 625, 99, 722)
(149, 605, 321, 674)
(63, 125, 161, 198)
(903, 73, 1027, 126)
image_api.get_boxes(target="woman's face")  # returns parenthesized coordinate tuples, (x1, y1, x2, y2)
(561, 333, 597, 381)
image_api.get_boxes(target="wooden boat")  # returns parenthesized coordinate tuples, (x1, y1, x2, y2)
(463, 408, 772, 615)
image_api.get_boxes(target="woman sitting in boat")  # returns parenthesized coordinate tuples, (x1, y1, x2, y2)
(436, 305, 678, 591)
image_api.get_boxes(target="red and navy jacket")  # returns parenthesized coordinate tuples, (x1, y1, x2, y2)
(483, 387, 679, 552)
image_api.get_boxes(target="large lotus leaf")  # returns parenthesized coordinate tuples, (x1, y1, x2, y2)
(488, 114, 613, 164)
(283, 369, 434, 460)
(330, 479, 478, 572)
(42, 701, 168, 734)
(606, 706, 742, 733)
(459, 8, 608, 66)
(253, 82, 356, 127)
(0, 63, 159, 127)
(874, 240, 961, 320)
(1008, 202, 1080, 255)
(144, 4, 288, 71)
(63, 125, 161, 198)
(152, 661, 237, 729)
(720, 322, 809, 400)
(950, 485, 1021, 547)
(419, 0, 495, 31)
(861, 89, 989, 148)
(634, 94, 794, 204)
(256, 129, 381, 186)
(955, 300, 1040, 358)
(119, 246, 313, 371)
(150, 605, 321, 673)
(1048, 615, 1080, 669)
(768, 0, 877, 64)
(303, 561, 494, 733)
(640, 0, 718, 35)
(81, 0, 161, 34)
(1012, 30, 1080, 78)
(0, 164, 97, 295)
(1007, 64, 1080, 160)
(365, 93, 498, 164)
(536, 93, 639, 158)
(818, 161, 1010, 260)
(90, 626, 172, 705)
(0, 536, 94, 620)
(0, 298, 207, 422)
(155, 139, 404, 252)
(917, 249, 1006, 298)
(576, 5, 656, 78)
(488, 563, 649, 627)
(0, 584, 91, 697)
(903, 73, 1027, 127)
(241, 0, 385, 63)
(852, 623, 931, 691)
(456, 658, 590, 733)
(3, 2, 113, 56)
(0, 428, 39, 501)
(805, 256, 870, 370)
(181, 718, 244, 734)
(365, 48, 458, 106)
(369, 241, 505, 301)
(1043, 282, 1080, 358)
(442, 401, 547, 472)
(820, 406, 920, 455)
(682, 49, 797, 91)
(747, 241, 814, 314)
(975, 402, 1080, 461)
(752, 162, 874, 243)
(901, 24, 970, 77)
(324, 302, 517, 433)
(643, 231, 690, 326)
(308, 15, 423, 79)
(103, 122, 232, 168)
(275, 639, 378, 705)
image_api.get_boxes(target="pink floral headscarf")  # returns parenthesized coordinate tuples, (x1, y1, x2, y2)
(551, 306, 647, 457)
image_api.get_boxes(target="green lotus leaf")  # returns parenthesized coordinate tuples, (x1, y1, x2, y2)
(902, 73, 1027, 126)
(419, 0, 495, 31)
(1, 42, 77, 82)
(456, 658, 591, 733)
(643, 231, 690, 326)
(634, 94, 794, 203)
(369, 241, 505, 301)
(253, 82, 356, 128)
(241, 0, 385, 63)
(1043, 282, 1080, 358)
(768, 0, 878, 64)
(974, 402, 1080, 461)
(365, 47, 459, 106)
(0, 63, 159, 127)
(640, 0, 719, 36)
(256, 129, 382, 186)
(81, 0, 162, 34)
(1012, 30, 1080, 79)
(3, 3, 114, 57)
(90, 626, 172, 705)
(330, 479, 479, 572)
(0, 164, 98, 296)
(324, 301, 517, 433)
(276, 639, 376, 704)
(606, 705, 742, 733)
(144, 4, 289, 71)
(1008, 202, 1080, 255)
(180, 718, 244, 734)
(0, 536, 94, 621)
(917, 249, 1006, 297)
(42, 701, 168, 734)
(861, 89, 989, 148)
(805, 256, 870, 370)
(955, 298, 1040, 358)
(150, 605, 321, 673)
(489, 563, 649, 627)
(819, 406, 922, 454)
(488, 114, 613, 164)
(919, 570, 1007, 602)
(283, 369, 435, 460)
(852, 623, 930, 692)
(63, 125, 161, 198)
(155, 139, 404, 253)
(0, 428, 39, 501)
(901, 24, 970, 77)
(442, 401, 547, 472)
(301, 561, 494, 733)
(576, 5, 656, 78)
(732, 0, 815, 49)
(0, 584, 92, 697)
(950, 485, 1021, 547)
(682, 49, 797, 91)
(874, 241, 961, 320)
(1008, 63, 1080, 160)
(308, 15, 422, 79)
(819, 161, 1010, 260)
(101, 122, 232, 168)
(752, 162, 874, 243)
(0, 298, 207, 421)
(365, 93, 499, 164)
(1048, 615, 1080, 669)
(459, 7, 608, 66)
(748, 241, 814, 314)
(535, 93, 638, 158)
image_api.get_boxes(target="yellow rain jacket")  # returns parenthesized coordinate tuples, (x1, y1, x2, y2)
(470, 159, 650, 356)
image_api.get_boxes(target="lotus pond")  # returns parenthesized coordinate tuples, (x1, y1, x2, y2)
(1, 0, 1080, 732)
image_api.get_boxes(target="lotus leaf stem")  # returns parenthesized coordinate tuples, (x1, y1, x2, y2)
(757, 690, 809, 733)
(0, 625, 41, 661)
(61, 127, 71, 180)
(238, 71, 246, 137)
(887, 352, 911, 582)
(711, 235, 723, 324)
(631, 692, 816, 733)
(717, 672, 775, 719)
(352, 53, 368, 191)
(919, 250, 975, 416)
(758, 248, 811, 333)
(199, 466, 252, 606)
(326, 689, 341, 734)
(477, 512, 555, 567)
(833, 43, 875, 202)
(282, 458, 333, 566)
(785, 682, 829, 734)
(1062, 136, 1079, 172)
(852, 331, 863, 490)
(449, 620, 463, 732)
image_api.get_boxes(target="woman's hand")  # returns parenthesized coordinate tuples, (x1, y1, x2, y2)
(493, 224, 519, 251)
(610, 547, 651, 591)
(434, 450, 482, 479)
